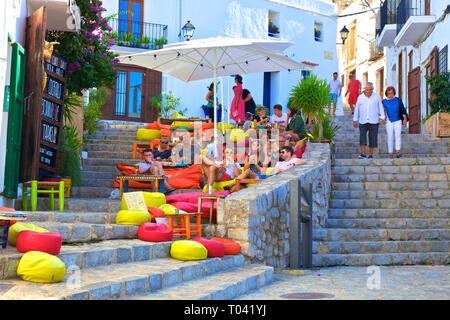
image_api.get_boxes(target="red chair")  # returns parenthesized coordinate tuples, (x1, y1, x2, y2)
(211, 238, 241, 255)
(193, 237, 225, 258)
(138, 223, 173, 242)
(16, 231, 63, 255)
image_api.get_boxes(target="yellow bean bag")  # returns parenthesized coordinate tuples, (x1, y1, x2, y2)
(170, 240, 208, 261)
(17, 251, 66, 283)
(159, 204, 187, 215)
(136, 128, 161, 141)
(227, 129, 248, 142)
(218, 122, 234, 131)
(121, 192, 166, 210)
(116, 210, 150, 225)
(202, 179, 236, 192)
(8, 223, 48, 246)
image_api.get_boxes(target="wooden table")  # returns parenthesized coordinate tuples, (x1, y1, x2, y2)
(117, 175, 167, 198)
(234, 178, 261, 192)
(160, 117, 211, 125)
(164, 212, 202, 239)
(0, 212, 28, 249)
(198, 195, 225, 224)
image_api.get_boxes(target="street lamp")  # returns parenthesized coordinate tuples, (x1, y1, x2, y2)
(339, 26, 350, 45)
(181, 20, 195, 41)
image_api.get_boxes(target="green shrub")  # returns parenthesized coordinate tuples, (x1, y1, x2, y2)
(59, 125, 82, 186)
(84, 88, 107, 138)
(426, 71, 450, 114)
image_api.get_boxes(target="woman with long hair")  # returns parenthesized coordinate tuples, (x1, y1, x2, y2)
(230, 75, 245, 122)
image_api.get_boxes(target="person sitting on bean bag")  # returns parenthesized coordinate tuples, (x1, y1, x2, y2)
(137, 148, 175, 194)
(152, 136, 172, 160)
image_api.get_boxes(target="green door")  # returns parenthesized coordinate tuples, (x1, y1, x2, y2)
(4, 43, 26, 198)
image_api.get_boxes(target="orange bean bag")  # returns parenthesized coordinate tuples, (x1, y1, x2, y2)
(165, 165, 202, 189)
(116, 163, 137, 175)
(148, 206, 165, 218)
(146, 122, 159, 130)
(211, 238, 241, 255)
(112, 180, 153, 189)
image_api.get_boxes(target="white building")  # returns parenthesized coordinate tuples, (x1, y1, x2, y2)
(336, 0, 387, 100)
(376, 0, 449, 133)
(102, 0, 339, 122)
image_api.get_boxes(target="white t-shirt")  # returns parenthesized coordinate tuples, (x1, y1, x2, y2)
(137, 162, 152, 174)
(225, 162, 242, 179)
(274, 158, 299, 172)
(329, 79, 341, 95)
(270, 113, 287, 125)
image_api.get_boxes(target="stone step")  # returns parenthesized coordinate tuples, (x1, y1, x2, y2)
(81, 177, 115, 188)
(334, 147, 449, 155)
(331, 190, 450, 200)
(71, 186, 115, 199)
(334, 157, 450, 166)
(84, 144, 134, 153)
(325, 218, 449, 229)
(28, 222, 138, 243)
(86, 151, 135, 160)
(313, 228, 450, 241)
(332, 165, 450, 175)
(335, 154, 450, 159)
(328, 208, 449, 219)
(313, 252, 450, 266)
(20, 198, 121, 213)
(332, 182, 449, 191)
(133, 264, 273, 300)
(313, 240, 449, 255)
(26, 211, 117, 224)
(332, 173, 450, 183)
(96, 119, 149, 129)
(81, 165, 120, 173)
(0, 255, 246, 300)
(0, 240, 171, 280)
(81, 171, 122, 180)
(83, 158, 140, 167)
(330, 198, 450, 209)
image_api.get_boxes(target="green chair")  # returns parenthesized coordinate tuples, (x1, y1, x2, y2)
(22, 180, 65, 212)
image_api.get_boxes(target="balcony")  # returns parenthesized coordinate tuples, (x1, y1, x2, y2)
(375, 0, 401, 47)
(369, 40, 384, 62)
(109, 18, 168, 51)
(394, 0, 435, 46)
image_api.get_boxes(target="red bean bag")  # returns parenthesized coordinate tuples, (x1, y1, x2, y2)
(16, 231, 63, 255)
(116, 163, 138, 175)
(148, 207, 165, 218)
(211, 238, 241, 255)
(138, 223, 173, 242)
(193, 237, 225, 258)
(146, 122, 159, 130)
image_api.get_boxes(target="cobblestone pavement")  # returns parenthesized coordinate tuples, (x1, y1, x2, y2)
(240, 266, 449, 300)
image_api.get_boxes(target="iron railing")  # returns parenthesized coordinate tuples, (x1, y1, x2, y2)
(376, 0, 401, 37)
(397, 0, 427, 35)
(109, 18, 168, 50)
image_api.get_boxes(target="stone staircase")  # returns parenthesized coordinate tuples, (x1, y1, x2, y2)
(74, 120, 145, 198)
(0, 210, 273, 300)
(313, 115, 450, 266)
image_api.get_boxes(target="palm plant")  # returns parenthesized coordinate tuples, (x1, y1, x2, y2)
(289, 74, 332, 140)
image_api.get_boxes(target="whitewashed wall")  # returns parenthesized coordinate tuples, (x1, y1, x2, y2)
(0, 0, 27, 201)
(104, 0, 339, 118)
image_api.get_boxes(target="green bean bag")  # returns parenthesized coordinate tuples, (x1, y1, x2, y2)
(8, 223, 48, 246)
(17, 251, 66, 283)
(116, 210, 150, 225)
(170, 240, 208, 261)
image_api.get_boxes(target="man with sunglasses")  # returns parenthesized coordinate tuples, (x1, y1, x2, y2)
(137, 149, 175, 193)
(273, 146, 306, 174)
(152, 137, 172, 160)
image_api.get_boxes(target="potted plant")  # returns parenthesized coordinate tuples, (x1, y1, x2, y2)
(424, 71, 450, 137)
(154, 37, 168, 49)
(151, 91, 186, 119)
(309, 114, 339, 143)
(268, 20, 280, 37)
(141, 36, 150, 49)
(289, 74, 332, 142)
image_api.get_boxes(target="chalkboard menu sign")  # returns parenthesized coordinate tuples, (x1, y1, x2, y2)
(37, 51, 68, 173)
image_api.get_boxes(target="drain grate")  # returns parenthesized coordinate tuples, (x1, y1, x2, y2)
(0, 284, 13, 295)
(280, 292, 335, 300)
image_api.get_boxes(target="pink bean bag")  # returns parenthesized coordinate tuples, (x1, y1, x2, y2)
(138, 223, 173, 242)
(166, 191, 230, 219)
(16, 231, 63, 255)
(193, 237, 225, 258)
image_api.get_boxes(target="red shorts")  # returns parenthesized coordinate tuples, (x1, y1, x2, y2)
(348, 94, 358, 105)
(219, 173, 231, 181)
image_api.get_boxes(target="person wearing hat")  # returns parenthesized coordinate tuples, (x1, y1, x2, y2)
(254, 106, 270, 126)
(243, 112, 254, 131)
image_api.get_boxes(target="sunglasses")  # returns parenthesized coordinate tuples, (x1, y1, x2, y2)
(143, 154, 153, 157)
(161, 141, 169, 144)
(280, 151, 286, 154)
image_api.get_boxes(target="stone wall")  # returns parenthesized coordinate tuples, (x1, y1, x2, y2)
(205, 143, 331, 268)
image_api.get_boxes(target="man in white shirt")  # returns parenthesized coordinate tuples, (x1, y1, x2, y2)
(270, 104, 287, 128)
(353, 82, 386, 159)
(272, 146, 306, 174)
(329, 72, 341, 117)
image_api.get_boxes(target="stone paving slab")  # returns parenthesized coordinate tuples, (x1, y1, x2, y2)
(326, 218, 450, 229)
(0, 255, 245, 300)
(313, 228, 450, 241)
(133, 265, 273, 300)
(328, 208, 450, 219)
(330, 198, 450, 209)
(239, 266, 450, 300)
(26, 211, 117, 224)
(332, 182, 450, 191)
(0, 240, 172, 279)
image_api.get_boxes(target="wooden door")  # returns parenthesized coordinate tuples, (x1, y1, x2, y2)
(21, 7, 46, 182)
(378, 68, 384, 98)
(398, 51, 403, 100)
(408, 67, 421, 134)
(425, 0, 430, 15)
(3, 43, 26, 198)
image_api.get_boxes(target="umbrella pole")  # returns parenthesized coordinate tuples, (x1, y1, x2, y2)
(213, 49, 218, 144)
(220, 77, 225, 135)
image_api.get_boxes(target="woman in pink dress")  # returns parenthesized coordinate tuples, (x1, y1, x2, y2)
(230, 75, 245, 123)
